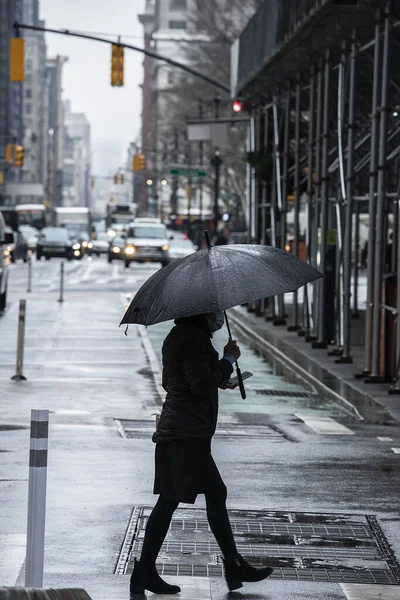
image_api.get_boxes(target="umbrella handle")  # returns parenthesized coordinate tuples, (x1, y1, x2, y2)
(224, 310, 246, 400)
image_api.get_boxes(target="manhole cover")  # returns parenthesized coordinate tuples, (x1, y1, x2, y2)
(116, 508, 400, 585)
(115, 419, 295, 441)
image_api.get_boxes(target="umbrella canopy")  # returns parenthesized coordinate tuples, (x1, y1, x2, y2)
(120, 244, 322, 327)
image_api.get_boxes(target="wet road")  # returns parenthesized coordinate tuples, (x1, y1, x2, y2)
(0, 255, 399, 600)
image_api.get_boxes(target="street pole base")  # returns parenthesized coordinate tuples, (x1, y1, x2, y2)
(58, 298, 64, 303)
(335, 356, 353, 364)
(351, 311, 360, 320)
(273, 318, 287, 326)
(247, 306, 257, 313)
(328, 348, 342, 356)
(11, 374, 27, 381)
(287, 325, 300, 332)
(305, 335, 317, 343)
(255, 310, 265, 317)
(388, 387, 400, 395)
(364, 375, 388, 384)
(312, 341, 328, 349)
(297, 330, 306, 337)
(355, 369, 370, 380)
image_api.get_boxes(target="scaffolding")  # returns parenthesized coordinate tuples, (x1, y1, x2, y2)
(234, 0, 400, 391)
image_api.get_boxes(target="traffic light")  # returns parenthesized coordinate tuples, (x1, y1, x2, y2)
(132, 153, 145, 171)
(9, 38, 25, 82)
(90, 178, 95, 188)
(120, 174, 124, 184)
(232, 99, 242, 113)
(14, 145, 24, 167)
(111, 44, 124, 87)
(113, 173, 118, 184)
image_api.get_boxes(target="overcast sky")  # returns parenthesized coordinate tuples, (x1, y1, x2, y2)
(40, 0, 145, 173)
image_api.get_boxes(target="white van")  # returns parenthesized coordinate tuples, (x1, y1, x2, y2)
(124, 222, 169, 268)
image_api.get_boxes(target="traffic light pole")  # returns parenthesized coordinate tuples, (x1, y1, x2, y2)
(13, 22, 230, 93)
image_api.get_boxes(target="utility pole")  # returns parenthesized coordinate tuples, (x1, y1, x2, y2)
(171, 128, 179, 216)
(211, 95, 223, 235)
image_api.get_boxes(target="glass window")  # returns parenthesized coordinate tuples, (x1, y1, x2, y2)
(26, 103, 32, 114)
(170, 0, 186, 9)
(26, 89, 32, 98)
(127, 226, 167, 239)
(169, 20, 186, 29)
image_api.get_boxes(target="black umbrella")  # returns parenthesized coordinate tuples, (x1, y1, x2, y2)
(121, 232, 322, 398)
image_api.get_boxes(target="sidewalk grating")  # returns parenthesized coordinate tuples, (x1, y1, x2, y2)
(115, 419, 295, 441)
(116, 507, 400, 585)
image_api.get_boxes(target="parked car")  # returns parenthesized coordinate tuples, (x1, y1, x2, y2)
(19, 225, 40, 253)
(92, 232, 111, 256)
(0, 212, 12, 311)
(167, 238, 197, 261)
(5, 227, 28, 263)
(107, 235, 126, 262)
(36, 227, 82, 261)
(124, 223, 169, 268)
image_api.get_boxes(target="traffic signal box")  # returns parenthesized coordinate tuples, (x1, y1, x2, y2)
(132, 154, 145, 171)
(14, 146, 24, 167)
(111, 44, 124, 87)
(9, 38, 25, 82)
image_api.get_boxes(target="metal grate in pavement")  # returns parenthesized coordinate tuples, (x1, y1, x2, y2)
(116, 507, 400, 585)
(252, 389, 313, 398)
(115, 419, 295, 441)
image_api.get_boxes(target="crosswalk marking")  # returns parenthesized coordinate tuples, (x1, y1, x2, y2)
(295, 413, 354, 435)
(377, 436, 393, 441)
(341, 583, 400, 599)
(391, 447, 400, 454)
(95, 278, 109, 284)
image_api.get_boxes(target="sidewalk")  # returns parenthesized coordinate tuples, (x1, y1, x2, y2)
(230, 304, 400, 424)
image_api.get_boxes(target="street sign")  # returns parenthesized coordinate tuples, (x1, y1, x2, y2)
(169, 166, 208, 177)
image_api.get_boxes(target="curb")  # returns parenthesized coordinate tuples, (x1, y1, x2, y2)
(229, 309, 364, 420)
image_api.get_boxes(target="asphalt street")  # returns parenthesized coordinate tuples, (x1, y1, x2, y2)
(0, 255, 399, 600)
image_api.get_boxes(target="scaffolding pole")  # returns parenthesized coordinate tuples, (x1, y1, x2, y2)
(276, 90, 290, 326)
(289, 79, 301, 332)
(314, 50, 331, 349)
(304, 67, 316, 339)
(339, 36, 358, 364)
(370, 5, 392, 381)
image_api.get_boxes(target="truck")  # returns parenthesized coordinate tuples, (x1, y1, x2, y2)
(53, 207, 92, 238)
(105, 202, 137, 235)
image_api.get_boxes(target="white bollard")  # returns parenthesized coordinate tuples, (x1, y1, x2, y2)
(27, 254, 32, 293)
(25, 409, 49, 588)
(11, 299, 27, 381)
(58, 262, 64, 303)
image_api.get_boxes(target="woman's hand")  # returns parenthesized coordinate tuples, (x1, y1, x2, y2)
(224, 339, 241, 361)
(219, 382, 239, 390)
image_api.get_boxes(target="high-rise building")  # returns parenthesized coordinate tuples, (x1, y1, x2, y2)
(46, 55, 68, 208)
(63, 100, 91, 208)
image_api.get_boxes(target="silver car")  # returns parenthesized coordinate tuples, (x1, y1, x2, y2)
(124, 223, 170, 268)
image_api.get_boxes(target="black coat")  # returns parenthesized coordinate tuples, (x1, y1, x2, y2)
(152, 320, 233, 443)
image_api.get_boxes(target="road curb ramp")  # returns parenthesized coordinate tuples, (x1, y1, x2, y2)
(0, 589, 92, 600)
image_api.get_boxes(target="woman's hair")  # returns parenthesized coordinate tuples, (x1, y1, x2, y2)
(174, 314, 212, 338)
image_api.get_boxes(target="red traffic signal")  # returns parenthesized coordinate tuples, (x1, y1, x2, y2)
(232, 99, 242, 113)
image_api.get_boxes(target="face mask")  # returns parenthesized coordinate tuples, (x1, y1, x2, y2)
(207, 311, 225, 332)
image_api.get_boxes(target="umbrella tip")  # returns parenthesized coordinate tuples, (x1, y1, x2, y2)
(204, 230, 212, 248)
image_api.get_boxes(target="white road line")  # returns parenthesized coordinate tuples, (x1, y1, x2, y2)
(95, 278, 109, 284)
(0, 534, 26, 586)
(126, 276, 137, 284)
(295, 413, 354, 435)
(391, 447, 400, 453)
(81, 263, 94, 281)
(112, 263, 119, 279)
(377, 436, 393, 441)
(341, 583, 400, 599)
(138, 326, 165, 403)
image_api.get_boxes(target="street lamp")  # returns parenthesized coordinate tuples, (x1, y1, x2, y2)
(146, 179, 153, 185)
(161, 179, 167, 186)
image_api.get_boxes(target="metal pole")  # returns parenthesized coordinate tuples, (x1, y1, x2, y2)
(314, 50, 331, 348)
(12, 299, 27, 381)
(260, 106, 269, 316)
(277, 90, 290, 326)
(352, 200, 360, 317)
(198, 100, 204, 241)
(361, 10, 381, 378)
(25, 409, 49, 588)
(289, 80, 301, 331)
(58, 262, 64, 303)
(369, 5, 392, 381)
(27, 253, 32, 293)
(304, 67, 316, 339)
(339, 37, 358, 363)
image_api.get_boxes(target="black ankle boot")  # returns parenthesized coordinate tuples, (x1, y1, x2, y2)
(130, 557, 181, 595)
(223, 554, 274, 591)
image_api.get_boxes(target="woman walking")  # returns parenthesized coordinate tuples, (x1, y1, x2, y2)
(130, 311, 274, 595)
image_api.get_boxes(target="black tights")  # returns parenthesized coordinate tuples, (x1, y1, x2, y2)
(139, 491, 238, 570)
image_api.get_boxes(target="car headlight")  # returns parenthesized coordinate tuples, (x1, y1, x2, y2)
(88, 242, 93, 249)
(161, 244, 169, 251)
(112, 246, 121, 253)
(72, 243, 81, 250)
(125, 246, 136, 255)
(73, 250, 81, 257)
(82, 241, 88, 247)
(107, 229, 115, 237)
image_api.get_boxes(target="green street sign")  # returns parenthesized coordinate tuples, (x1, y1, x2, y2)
(169, 167, 208, 177)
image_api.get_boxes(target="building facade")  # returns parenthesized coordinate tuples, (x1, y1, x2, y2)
(46, 55, 67, 208)
(63, 100, 91, 208)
